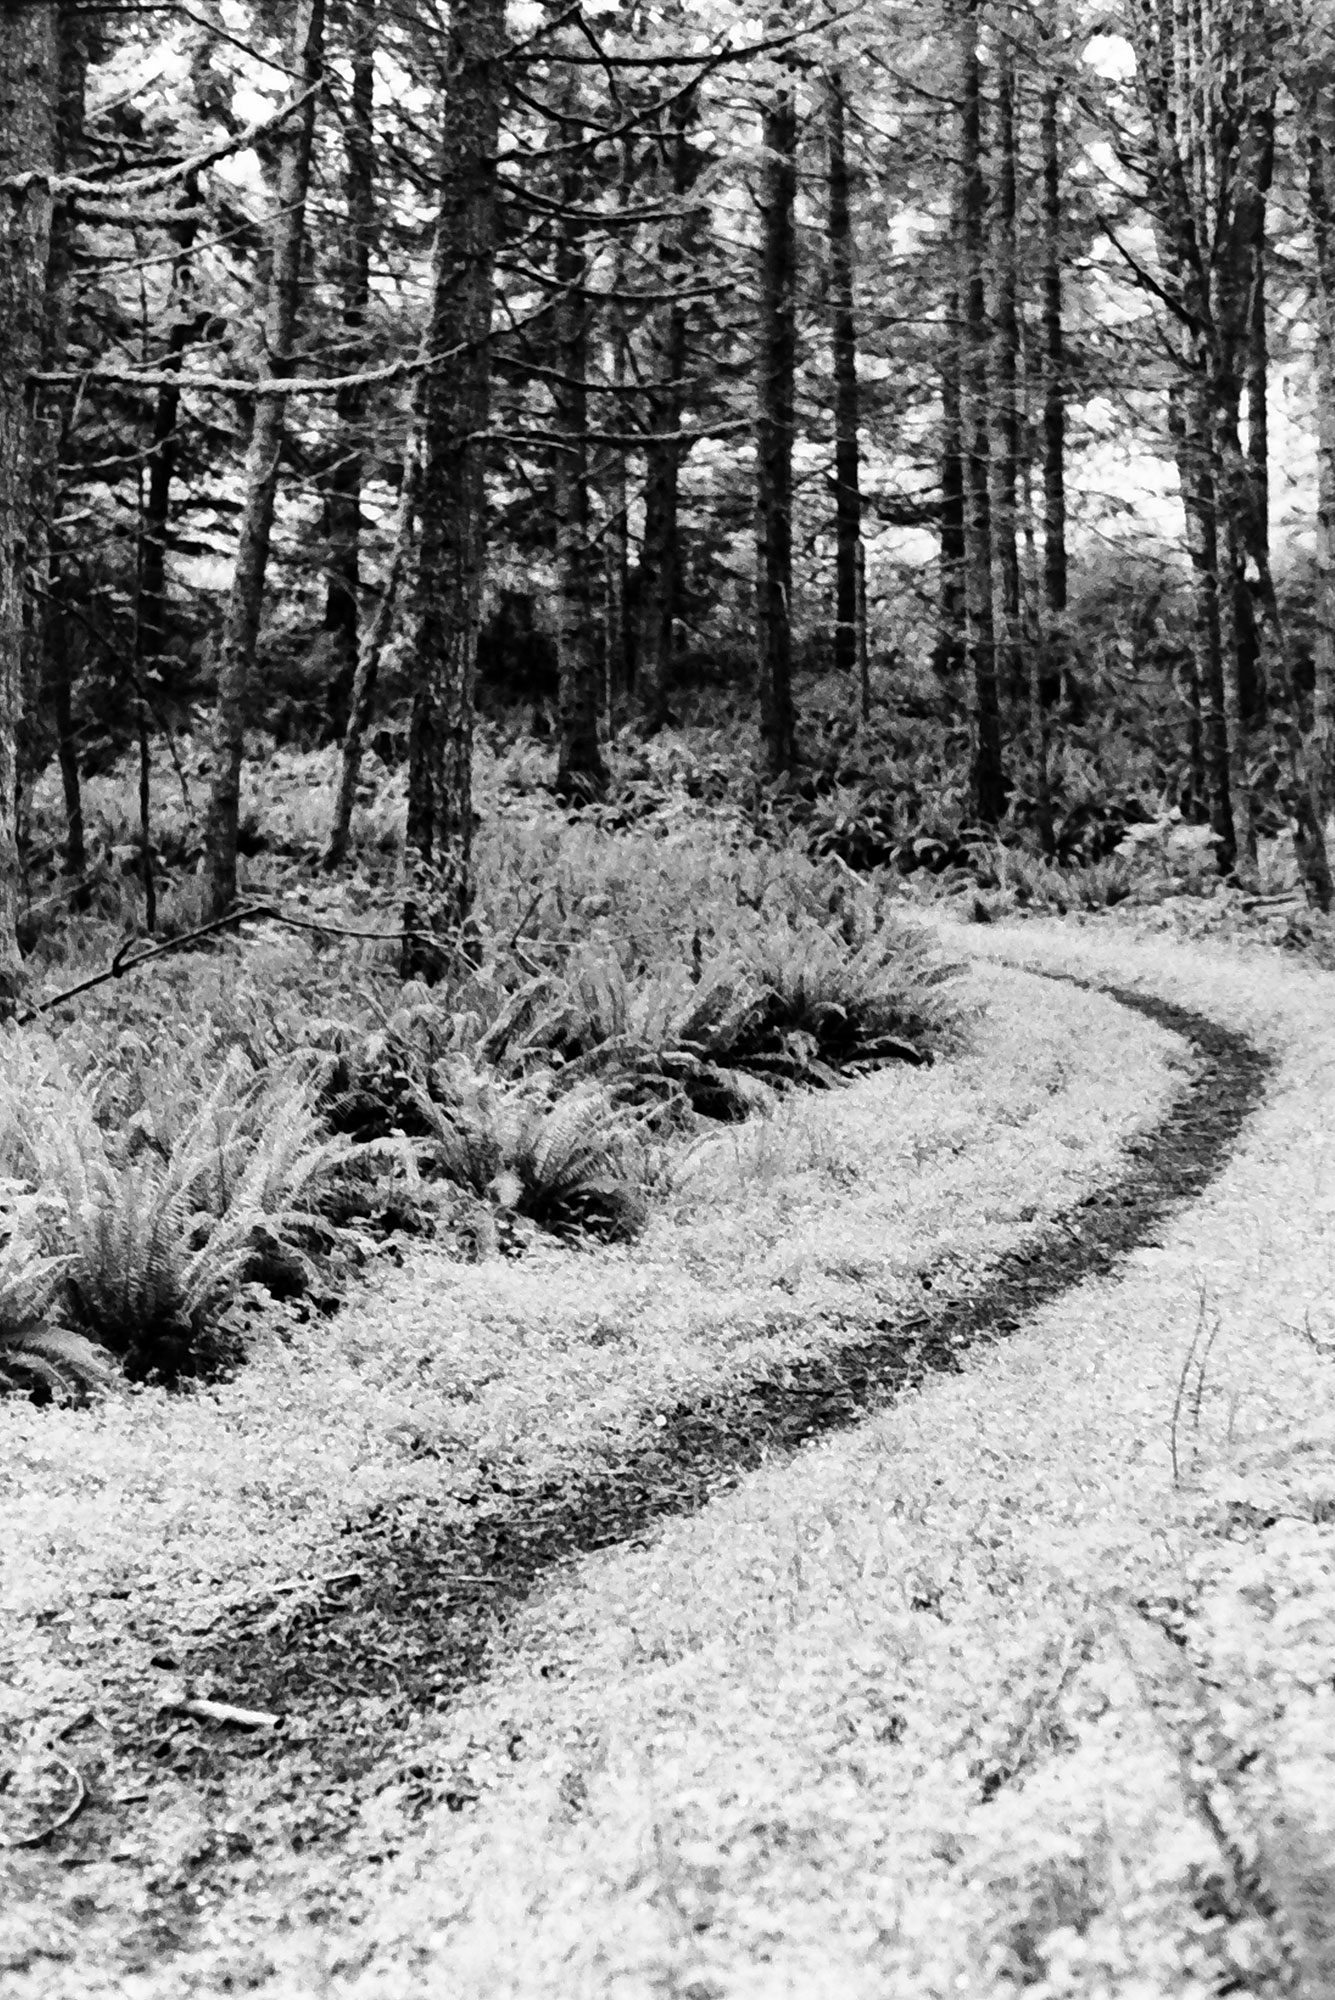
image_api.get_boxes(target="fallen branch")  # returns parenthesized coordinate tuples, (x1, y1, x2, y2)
(16, 901, 471, 1025)
(0, 1756, 86, 1849)
(161, 1695, 280, 1731)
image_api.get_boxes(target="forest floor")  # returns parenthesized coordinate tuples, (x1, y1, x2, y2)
(4, 898, 1335, 1997)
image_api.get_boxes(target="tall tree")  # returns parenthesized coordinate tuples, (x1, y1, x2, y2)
(988, 31, 1023, 708)
(401, 0, 507, 977)
(639, 87, 699, 730)
(825, 64, 864, 699)
(1037, 50, 1067, 694)
(1295, 24, 1335, 909)
(203, 0, 325, 921)
(958, 0, 1005, 823)
(552, 92, 608, 806)
(755, 84, 798, 777)
(321, 0, 375, 742)
(0, 1, 61, 1009)
(935, 271, 967, 681)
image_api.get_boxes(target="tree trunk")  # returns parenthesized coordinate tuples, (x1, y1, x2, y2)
(139, 187, 199, 677)
(49, 610, 84, 884)
(1172, 375, 1233, 852)
(203, 0, 324, 921)
(603, 303, 630, 723)
(640, 89, 697, 731)
(988, 40, 1023, 711)
(826, 67, 862, 685)
(401, 0, 505, 979)
(325, 417, 423, 871)
(1038, 66, 1068, 706)
(959, 0, 1005, 824)
(1303, 79, 1335, 910)
(322, 0, 375, 743)
(552, 106, 607, 807)
(935, 285, 967, 680)
(755, 87, 798, 778)
(0, 3, 59, 1009)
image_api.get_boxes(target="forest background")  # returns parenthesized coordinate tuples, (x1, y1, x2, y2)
(0, 0, 1332, 1003)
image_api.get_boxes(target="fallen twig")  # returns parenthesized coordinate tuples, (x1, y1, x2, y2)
(161, 1695, 280, 1731)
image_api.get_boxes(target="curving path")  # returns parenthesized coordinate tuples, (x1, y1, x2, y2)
(191, 975, 1271, 1732)
(11, 919, 1335, 1997)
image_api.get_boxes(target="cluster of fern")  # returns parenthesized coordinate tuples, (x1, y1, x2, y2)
(311, 891, 965, 1261)
(2, 785, 967, 1406)
(0, 1035, 342, 1400)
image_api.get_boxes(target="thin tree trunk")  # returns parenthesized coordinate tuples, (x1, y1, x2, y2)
(322, 0, 375, 742)
(552, 107, 607, 806)
(1302, 84, 1335, 910)
(640, 88, 697, 731)
(826, 67, 862, 685)
(49, 609, 84, 883)
(603, 316, 630, 723)
(0, 3, 59, 1009)
(756, 87, 798, 777)
(1038, 66, 1068, 707)
(325, 419, 423, 871)
(1172, 375, 1233, 851)
(959, 0, 1005, 824)
(139, 186, 199, 675)
(988, 39, 1023, 712)
(203, 0, 324, 921)
(15, 1, 82, 887)
(935, 286, 967, 680)
(401, 0, 505, 978)
(1242, 101, 1271, 714)
(601, 132, 633, 722)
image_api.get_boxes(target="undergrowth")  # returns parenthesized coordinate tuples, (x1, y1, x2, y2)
(3, 745, 971, 1399)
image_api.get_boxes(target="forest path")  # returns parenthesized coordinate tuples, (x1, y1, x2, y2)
(8, 919, 1335, 1997)
(196, 919, 1335, 1998)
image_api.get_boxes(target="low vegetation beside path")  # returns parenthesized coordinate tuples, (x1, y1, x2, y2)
(0, 780, 965, 1403)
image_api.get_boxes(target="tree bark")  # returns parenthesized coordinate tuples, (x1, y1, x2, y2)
(325, 416, 423, 871)
(0, 2, 60, 1009)
(755, 87, 798, 778)
(203, 0, 324, 921)
(826, 66, 862, 686)
(935, 284, 967, 680)
(640, 89, 697, 731)
(1302, 75, 1335, 910)
(1171, 374, 1233, 850)
(138, 187, 199, 678)
(322, 0, 375, 742)
(988, 39, 1023, 711)
(553, 106, 607, 807)
(401, 0, 505, 978)
(1038, 64, 1068, 706)
(959, 0, 1005, 824)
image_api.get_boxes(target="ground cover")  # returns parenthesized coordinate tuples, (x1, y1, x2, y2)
(0, 955, 1188, 1994)
(173, 919, 1331, 2000)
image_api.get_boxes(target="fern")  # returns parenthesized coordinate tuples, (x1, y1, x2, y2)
(0, 1238, 115, 1405)
(416, 1077, 649, 1246)
(35, 1067, 338, 1383)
